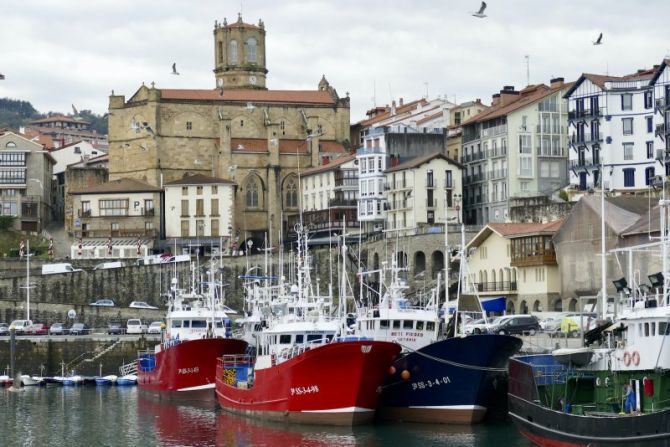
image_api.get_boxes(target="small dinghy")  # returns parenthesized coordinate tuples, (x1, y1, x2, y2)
(95, 375, 118, 386)
(552, 347, 594, 367)
(62, 375, 83, 386)
(117, 374, 137, 386)
(20, 375, 44, 386)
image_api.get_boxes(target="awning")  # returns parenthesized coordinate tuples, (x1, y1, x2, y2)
(480, 296, 506, 313)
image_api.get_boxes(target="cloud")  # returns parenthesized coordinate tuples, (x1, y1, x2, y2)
(0, 0, 668, 121)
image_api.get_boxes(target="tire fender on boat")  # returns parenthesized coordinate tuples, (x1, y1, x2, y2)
(624, 351, 631, 366)
(632, 351, 640, 366)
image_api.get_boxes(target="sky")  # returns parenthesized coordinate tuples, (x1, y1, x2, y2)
(1, 0, 669, 122)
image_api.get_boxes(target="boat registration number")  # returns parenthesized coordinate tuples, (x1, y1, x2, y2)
(411, 376, 451, 390)
(290, 385, 320, 395)
(178, 367, 200, 375)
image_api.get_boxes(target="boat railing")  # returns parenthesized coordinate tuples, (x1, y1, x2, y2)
(119, 361, 138, 376)
(219, 354, 254, 368)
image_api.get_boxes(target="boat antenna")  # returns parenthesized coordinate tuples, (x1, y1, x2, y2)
(599, 157, 607, 319)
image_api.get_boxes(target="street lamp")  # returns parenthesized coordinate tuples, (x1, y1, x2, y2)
(453, 193, 462, 224)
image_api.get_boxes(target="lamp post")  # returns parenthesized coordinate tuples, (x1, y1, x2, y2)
(453, 193, 462, 224)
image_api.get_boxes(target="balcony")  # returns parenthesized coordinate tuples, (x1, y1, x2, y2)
(489, 169, 507, 180)
(656, 97, 670, 112)
(356, 146, 385, 155)
(537, 146, 566, 157)
(472, 281, 518, 293)
(486, 148, 507, 159)
(536, 124, 566, 135)
(334, 177, 358, 188)
(656, 123, 669, 139)
(570, 132, 603, 147)
(568, 108, 604, 122)
(511, 251, 557, 267)
(570, 157, 598, 171)
(78, 209, 92, 218)
(75, 229, 157, 238)
(328, 198, 357, 208)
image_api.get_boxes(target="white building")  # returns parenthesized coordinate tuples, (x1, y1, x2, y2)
(384, 152, 463, 237)
(164, 174, 235, 252)
(650, 59, 670, 169)
(564, 70, 657, 193)
(357, 127, 387, 227)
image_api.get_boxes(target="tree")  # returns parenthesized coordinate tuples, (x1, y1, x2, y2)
(0, 216, 15, 231)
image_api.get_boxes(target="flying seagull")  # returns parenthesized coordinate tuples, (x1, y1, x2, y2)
(593, 32, 603, 45)
(472, 1, 487, 18)
(171, 63, 180, 75)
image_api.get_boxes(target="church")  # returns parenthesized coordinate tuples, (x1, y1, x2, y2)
(107, 15, 351, 246)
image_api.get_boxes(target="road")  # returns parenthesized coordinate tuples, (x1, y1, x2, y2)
(2, 333, 162, 342)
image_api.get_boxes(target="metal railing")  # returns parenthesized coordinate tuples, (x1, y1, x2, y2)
(568, 108, 604, 121)
(471, 281, 518, 292)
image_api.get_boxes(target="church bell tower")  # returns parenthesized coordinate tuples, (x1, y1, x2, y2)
(213, 14, 268, 90)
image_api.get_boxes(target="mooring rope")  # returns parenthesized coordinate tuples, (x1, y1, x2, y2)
(395, 342, 508, 372)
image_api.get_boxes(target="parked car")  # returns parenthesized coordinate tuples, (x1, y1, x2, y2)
(464, 316, 506, 335)
(49, 322, 69, 336)
(25, 324, 49, 336)
(129, 301, 158, 310)
(107, 321, 125, 335)
(489, 315, 540, 335)
(540, 317, 562, 333)
(9, 320, 33, 335)
(93, 261, 126, 270)
(70, 323, 89, 335)
(126, 319, 148, 334)
(0, 323, 9, 336)
(42, 263, 83, 275)
(147, 321, 164, 334)
(90, 299, 115, 307)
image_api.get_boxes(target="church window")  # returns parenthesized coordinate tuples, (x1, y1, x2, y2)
(245, 38, 257, 63)
(280, 121, 285, 136)
(229, 40, 238, 64)
(285, 178, 298, 208)
(246, 179, 259, 208)
(186, 121, 192, 130)
(218, 42, 224, 63)
(240, 120, 244, 128)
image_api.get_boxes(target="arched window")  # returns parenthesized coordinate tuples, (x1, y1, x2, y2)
(246, 179, 259, 208)
(245, 38, 257, 63)
(229, 40, 238, 64)
(285, 177, 298, 208)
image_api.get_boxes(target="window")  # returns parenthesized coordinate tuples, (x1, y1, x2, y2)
(285, 178, 298, 208)
(622, 118, 633, 135)
(403, 320, 413, 329)
(621, 94, 632, 111)
(211, 219, 219, 236)
(81, 201, 91, 217)
(0, 152, 26, 166)
(647, 116, 654, 133)
(211, 198, 219, 216)
(99, 199, 128, 216)
(416, 321, 424, 331)
(647, 141, 654, 159)
(181, 186, 188, 196)
(445, 170, 453, 188)
(196, 220, 205, 237)
(245, 38, 257, 63)
(380, 320, 389, 329)
(540, 161, 549, 177)
(295, 334, 304, 344)
(181, 220, 189, 236)
(623, 143, 634, 160)
(520, 181, 529, 192)
(144, 199, 154, 215)
(550, 162, 560, 178)
(246, 179, 259, 208)
(145, 221, 154, 230)
(111, 222, 119, 231)
(229, 40, 238, 64)
(393, 320, 401, 329)
(644, 90, 653, 109)
(211, 185, 218, 194)
(0, 201, 17, 216)
(519, 157, 533, 177)
(196, 186, 203, 195)
(196, 199, 204, 216)
(623, 168, 635, 187)
(0, 169, 26, 184)
(186, 121, 192, 130)
(181, 199, 189, 217)
(646, 167, 655, 186)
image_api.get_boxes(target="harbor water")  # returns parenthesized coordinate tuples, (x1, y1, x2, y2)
(1, 386, 532, 446)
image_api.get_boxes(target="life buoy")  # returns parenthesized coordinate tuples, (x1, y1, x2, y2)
(623, 352, 631, 366)
(632, 351, 640, 366)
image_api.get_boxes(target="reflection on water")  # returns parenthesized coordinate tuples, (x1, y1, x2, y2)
(1, 387, 531, 446)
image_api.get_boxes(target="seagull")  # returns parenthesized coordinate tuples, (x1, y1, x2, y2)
(472, 1, 487, 18)
(593, 32, 603, 45)
(171, 63, 180, 75)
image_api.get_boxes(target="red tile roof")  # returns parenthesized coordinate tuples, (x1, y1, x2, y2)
(301, 153, 356, 176)
(160, 89, 335, 105)
(20, 128, 55, 149)
(30, 115, 90, 126)
(488, 220, 564, 237)
(69, 178, 161, 195)
(357, 99, 427, 127)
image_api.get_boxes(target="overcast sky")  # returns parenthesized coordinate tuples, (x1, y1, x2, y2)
(1, 0, 669, 122)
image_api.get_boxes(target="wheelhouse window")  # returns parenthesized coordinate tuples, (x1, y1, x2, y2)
(393, 320, 401, 329)
(380, 320, 389, 329)
(426, 322, 435, 331)
(279, 334, 291, 344)
(307, 334, 322, 343)
(403, 320, 414, 329)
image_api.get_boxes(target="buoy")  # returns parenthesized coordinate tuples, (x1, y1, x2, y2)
(401, 370, 411, 381)
(388, 366, 396, 375)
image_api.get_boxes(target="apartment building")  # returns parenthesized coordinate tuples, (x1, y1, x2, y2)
(564, 70, 657, 193)
(650, 59, 670, 167)
(0, 131, 55, 232)
(384, 152, 463, 237)
(461, 79, 570, 225)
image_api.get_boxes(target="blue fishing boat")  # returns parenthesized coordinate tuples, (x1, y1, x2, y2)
(117, 374, 137, 386)
(95, 375, 117, 386)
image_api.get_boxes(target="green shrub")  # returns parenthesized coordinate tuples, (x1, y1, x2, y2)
(0, 216, 15, 231)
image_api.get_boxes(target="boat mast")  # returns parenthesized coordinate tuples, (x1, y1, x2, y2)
(26, 239, 30, 321)
(443, 190, 449, 315)
(600, 157, 607, 319)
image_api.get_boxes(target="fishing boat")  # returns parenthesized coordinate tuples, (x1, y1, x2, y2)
(136, 253, 247, 400)
(20, 375, 44, 386)
(0, 375, 13, 387)
(216, 223, 401, 425)
(62, 375, 83, 386)
(355, 225, 522, 424)
(508, 196, 670, 446)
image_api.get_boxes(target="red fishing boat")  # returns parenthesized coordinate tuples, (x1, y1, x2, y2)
(136, 273, 247, 401)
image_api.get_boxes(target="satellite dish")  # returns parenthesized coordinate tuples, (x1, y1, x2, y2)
(67, 309, 76, 320)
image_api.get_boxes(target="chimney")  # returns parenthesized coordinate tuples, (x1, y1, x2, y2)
(550, 77, 564, 88)
(399, 97, 404, 107)
(391, 100, 397, 115)
(499, 86, 519, 106)
(491, 93, 501, 106)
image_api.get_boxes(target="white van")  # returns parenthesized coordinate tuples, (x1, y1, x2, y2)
(42, 263, 83, 275)
(126, 319, 148, 334)
(93, 261, 126, 270)
(9, 320, 33, 334)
